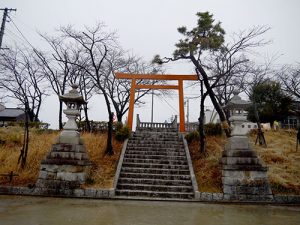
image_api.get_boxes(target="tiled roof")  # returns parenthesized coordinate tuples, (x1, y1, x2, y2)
(0, 108, 25, 118)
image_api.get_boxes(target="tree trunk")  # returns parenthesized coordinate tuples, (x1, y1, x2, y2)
(117, 112, 122, 123)
(83, 104, 91, 132)
(106, 112, 114, 155)
(190, 54, 231, 137)
(270, 120, 274, 130)
(199, 80, 206, 154)
(59, 100, 63, 130)
(18, 105, 29, 168)
(102, 90, 114, 155)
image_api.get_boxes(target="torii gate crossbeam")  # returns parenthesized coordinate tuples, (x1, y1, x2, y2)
(115, 73, 198, 132)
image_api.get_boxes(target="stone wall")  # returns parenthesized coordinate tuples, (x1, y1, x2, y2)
(0, 186, 299, 204)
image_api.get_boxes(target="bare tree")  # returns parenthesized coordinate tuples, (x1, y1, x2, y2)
(59, 23, 117, 155)
(69, 63, 96, 132)
(205, 26, 271, 115)
(34, 34, 83, 129)
(278, 64, 300, 100)
(0, 47, 47, 122)
(107, 51, 164, 123)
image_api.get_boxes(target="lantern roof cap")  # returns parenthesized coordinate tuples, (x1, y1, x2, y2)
(59, 84, 86, 104)
(223, 91, 251, 109)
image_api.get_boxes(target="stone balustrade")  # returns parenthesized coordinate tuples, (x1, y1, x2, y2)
(136, 114, 177, 130)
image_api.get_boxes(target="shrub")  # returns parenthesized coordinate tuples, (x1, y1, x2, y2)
(115, 125, 131, 141)
(185, 131, 199, 143)
(8, 121, 49, 129)
(204, 123, 223, 136)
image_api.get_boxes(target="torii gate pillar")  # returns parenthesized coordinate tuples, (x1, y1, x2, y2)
(116, 73, 198, 132)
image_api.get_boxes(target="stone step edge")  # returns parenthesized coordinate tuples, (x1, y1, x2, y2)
(121, 167, 190, 172)
(123, 158, 188, 163)
(119, 172, 191, 179)
(118, 178, 192, 184)
(124, 152, 186, 156)
(123, 154, 186, 159)
(117, 182, 193, 189)
(122, 162, 189, 168)
(115, 189, 194, 195)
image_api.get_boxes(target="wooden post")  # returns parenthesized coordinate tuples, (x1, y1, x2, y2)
(127, 78, 136, 130)
(178, 79, 185, 132)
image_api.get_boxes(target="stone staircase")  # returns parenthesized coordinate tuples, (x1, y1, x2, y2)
(115, 127, 196, 200)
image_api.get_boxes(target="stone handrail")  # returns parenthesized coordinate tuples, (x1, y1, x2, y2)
(136, 114, 177, 130)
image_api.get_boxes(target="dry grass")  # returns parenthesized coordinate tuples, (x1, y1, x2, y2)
(249, 130, 300, 195)
(0, 127, 123, 188)
(188, 135, 226, 193)
(83, 132, 123, 188)
(0, 127, 58, 186)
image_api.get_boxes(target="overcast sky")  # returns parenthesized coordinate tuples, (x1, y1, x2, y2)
(1, 0, 300, 128)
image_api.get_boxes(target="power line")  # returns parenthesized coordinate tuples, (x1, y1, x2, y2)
(7, 15, 35, 50)
(5, 28, 28, 45)
(159, 95, 179, 114)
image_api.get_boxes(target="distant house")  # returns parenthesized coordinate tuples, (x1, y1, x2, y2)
(0, 103, 26, 126)
(281, 101, 300, 129)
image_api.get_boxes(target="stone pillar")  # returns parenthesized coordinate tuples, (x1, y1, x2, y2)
(36, 84, 91, 194)
(221, 92, 273, 201)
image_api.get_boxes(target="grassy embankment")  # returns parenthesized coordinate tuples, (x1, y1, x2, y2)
(0, 127, 122, 188)
(0, 127, 299, 195)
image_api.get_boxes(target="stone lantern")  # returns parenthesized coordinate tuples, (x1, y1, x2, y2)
(223, 91, 251, 136)
(221, 91, 273, 201)
(36, 84, 91, 194)
(57, 84, 86, 144)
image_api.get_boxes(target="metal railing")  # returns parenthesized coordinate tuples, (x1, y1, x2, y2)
(136, 114, 177, 130)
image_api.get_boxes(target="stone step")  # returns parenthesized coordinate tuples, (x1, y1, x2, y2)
(119, 172, 191, 180)
(125, 150, 186, 157)
(115, 189, 194, 199)
(132, 132, 178, 137)
(116, 183, 193, 192)
(118, 178, 192, 186)
(221, 157, 260, 165)
(122, 162, 189, 170)
(126, 146, 183, 152)
(124, 154, 186, 161)
(222, 150, 257, 158)
(128, 140, 181, 144)
(115, 129, 195, 200)
(136, 128, 178, 132)
(222, 164, 268, 171)
(130, 136, 180, 140)
(127, 143, 183, 148)
(121, 167, 191, 175)
(123, 158, 188, 165)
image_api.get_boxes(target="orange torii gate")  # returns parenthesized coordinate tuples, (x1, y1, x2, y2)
(115, 73, 198, 132)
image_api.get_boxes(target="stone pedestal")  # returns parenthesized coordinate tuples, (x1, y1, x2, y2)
(36, 143, 91, 193)
(221, 136, 273, 201)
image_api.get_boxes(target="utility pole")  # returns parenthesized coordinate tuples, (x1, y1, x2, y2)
(151, 89, 154, 123)
(185, 98, 189, 131)
(0, 8, 17, 49)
